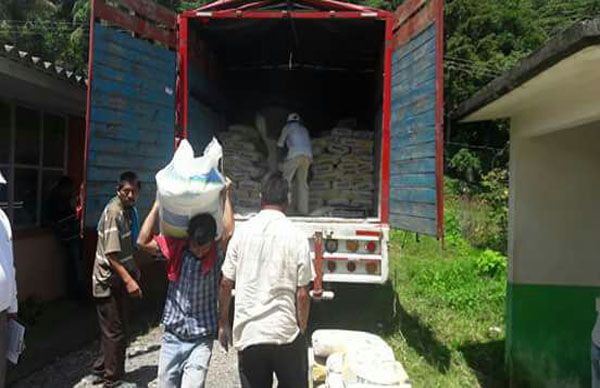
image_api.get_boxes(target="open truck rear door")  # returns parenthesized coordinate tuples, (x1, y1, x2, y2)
(386, 0, 444, 238)
(83, 0, 177, 226)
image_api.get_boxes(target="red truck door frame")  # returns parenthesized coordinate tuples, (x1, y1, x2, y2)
(83, 0, 443, 240)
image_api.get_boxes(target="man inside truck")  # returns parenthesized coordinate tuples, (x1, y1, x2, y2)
(218, 172, 312, 388)
(136, 181, 233, 388)
(278, 113, 313, 215)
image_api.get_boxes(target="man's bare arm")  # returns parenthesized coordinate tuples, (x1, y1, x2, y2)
(137, 200, 159, 255)
(219, 277, 234, 327)
(108, 253, 142, 298)
(221, 179, 234, 248)
(296, 285, 310, 334)
(218, 276, 235, 350)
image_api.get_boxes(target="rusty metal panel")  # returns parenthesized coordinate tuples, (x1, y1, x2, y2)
(85, 23, 176, 227)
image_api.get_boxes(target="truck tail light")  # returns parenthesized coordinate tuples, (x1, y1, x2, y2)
(347, 262, 357, 273)
(346, 240, 359, 252)
(366, 241, 377, 253)
(327, 261, 337, 273)
(325, 239, 338, 253)
(366, 261, 379, 275)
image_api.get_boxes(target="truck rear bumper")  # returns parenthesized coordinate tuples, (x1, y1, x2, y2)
(234, 218, 389, 285)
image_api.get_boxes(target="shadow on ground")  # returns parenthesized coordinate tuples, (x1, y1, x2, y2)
(388, 295, 452, 374)
(460, 340, 507, 388)
(126, 365, 158, 388)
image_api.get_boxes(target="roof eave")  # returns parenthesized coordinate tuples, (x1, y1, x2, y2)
(452, 18, 600, 122)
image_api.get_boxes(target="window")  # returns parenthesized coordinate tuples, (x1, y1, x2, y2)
(0, 100, 68, 228)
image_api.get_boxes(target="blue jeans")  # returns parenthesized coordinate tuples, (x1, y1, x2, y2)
(593, 343, 600, 388)
(158, 331, 213, 388)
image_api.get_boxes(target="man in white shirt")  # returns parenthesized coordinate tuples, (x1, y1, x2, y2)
(0, 171, 18, 388)
(278, 113, 312, 215)
(218, 172, 313, 388)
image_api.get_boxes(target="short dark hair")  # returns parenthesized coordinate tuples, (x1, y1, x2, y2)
(188, 213, 217, 246)
(261, 172, 289, 207)
(118, 171, 141, 190)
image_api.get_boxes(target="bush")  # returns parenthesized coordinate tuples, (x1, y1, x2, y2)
(449, 149, 482, 185)
(480, 168, 509, 252)
(444, 169, 508, 254)
(476, 249, 507, 278)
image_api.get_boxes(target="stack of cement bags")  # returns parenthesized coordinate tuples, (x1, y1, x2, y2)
(309, 126, 375, 217)
(220, 125, 268, 214)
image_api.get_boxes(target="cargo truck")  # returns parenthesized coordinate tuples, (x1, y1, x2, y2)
(82, 0, 444, 293)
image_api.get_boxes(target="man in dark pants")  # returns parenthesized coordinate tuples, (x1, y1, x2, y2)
(91, 172, 142, 387)
(218, 173, 313, 388)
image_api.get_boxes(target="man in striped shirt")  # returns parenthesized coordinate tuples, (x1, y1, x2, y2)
(91, 171, 142, 387)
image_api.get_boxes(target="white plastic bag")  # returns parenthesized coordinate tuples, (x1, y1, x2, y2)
(312, 330, 393, 358)
(156, 138, 225, 239)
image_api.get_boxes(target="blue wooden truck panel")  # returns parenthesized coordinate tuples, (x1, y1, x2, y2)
(390, 23, 439, 236)
(85, 24, 176, 226)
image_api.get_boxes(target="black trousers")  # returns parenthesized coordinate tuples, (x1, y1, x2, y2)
(93, 280, 128, 382)
(238, 333, 308, 388)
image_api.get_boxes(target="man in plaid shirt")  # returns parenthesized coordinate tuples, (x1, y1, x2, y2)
(137, 182, 233, 388)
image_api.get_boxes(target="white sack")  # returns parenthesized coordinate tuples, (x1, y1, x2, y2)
(156, 138, 225, 238)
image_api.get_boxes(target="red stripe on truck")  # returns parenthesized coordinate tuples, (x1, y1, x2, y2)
(356, 230, 381, 237)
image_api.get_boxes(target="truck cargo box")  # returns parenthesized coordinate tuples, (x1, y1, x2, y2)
(82, 0, 445, 285)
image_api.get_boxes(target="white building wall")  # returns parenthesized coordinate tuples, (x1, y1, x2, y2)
(509, 120, 600, 286)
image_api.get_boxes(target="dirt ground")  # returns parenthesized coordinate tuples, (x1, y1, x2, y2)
(10, 326, 241, 388)
(9, 284, 392, 387)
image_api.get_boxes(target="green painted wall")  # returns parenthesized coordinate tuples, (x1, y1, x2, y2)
(507, 283, 600, 387)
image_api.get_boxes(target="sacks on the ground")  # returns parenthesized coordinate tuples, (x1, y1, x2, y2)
(156, 138, 225, 239)
(345, 352, 409, 387)
(313, 329, 410, 387)
(312, 330, 393, 358)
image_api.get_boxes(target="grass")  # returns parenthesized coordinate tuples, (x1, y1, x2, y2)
(383, 229, 507, 388)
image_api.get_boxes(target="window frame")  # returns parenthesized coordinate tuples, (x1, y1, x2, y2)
(0, 98, 69, 229)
